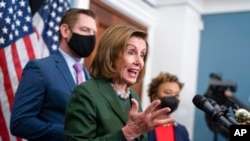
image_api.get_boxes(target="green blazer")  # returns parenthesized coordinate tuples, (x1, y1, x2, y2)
(64, 78, 147, 141)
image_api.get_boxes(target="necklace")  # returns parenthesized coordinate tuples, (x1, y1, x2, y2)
(111, 83, 130, 100)
(116, 90, 130, 100)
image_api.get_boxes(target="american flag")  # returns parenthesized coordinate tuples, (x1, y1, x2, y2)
(0, 0, 69, 141)
(33, 0, 70, 53)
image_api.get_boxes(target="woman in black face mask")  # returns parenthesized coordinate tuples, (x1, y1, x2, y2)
(147, 72, 190, 141)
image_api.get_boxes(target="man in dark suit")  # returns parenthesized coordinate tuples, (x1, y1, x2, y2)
(10, 8, 97, 141)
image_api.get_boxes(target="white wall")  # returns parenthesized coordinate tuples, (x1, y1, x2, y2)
(71, 0, 90, 9)
(150, 5, 202, 139)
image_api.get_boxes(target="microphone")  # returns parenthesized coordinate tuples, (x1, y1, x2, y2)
(208, 98, 239, 125)
(192, 94, 232, 130)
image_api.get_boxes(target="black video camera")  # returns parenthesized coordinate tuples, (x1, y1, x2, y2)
(209, 73, 237, 93)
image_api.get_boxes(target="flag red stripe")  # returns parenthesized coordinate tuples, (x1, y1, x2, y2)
(0, 105, 10, 141)
(11, 44, 23, 82)
(34, 27, 40, 40)
(24, 35, 36, 60)
(0, 50, 15, 111)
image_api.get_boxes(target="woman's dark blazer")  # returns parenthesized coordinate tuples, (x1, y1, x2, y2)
(65, 78, 147, 141)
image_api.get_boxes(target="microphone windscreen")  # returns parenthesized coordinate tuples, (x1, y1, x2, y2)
(192, 94, 206, 109)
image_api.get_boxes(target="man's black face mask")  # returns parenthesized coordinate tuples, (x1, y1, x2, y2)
(68, 32, 96, 57)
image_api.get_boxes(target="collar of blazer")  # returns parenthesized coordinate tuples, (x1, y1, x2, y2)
(53, 51, 76, 91)
(96, 78, 142, 124)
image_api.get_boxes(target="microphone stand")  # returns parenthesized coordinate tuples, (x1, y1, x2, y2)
(207, 98, 239, 141)
(220, 99, 239, 125)
(219, 99, 240, 141)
